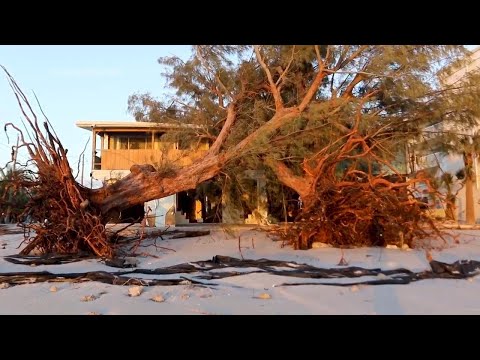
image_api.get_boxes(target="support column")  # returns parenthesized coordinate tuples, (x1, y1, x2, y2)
(91, 128, 96, 171)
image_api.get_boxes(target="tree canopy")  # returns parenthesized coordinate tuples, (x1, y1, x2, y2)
(127, 45, 480, 202)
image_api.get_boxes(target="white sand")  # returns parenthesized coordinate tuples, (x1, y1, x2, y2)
(1, 224, 479, 315)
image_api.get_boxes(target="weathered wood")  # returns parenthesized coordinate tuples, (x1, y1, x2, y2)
(88, 157, 224, 215)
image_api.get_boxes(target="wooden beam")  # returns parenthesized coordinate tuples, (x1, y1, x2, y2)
(91, 128, 97, 170)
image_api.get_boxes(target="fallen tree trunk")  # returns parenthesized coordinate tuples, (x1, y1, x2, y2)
(88, 159, 223, 216)
(1, 68, 307, 258)
(0, 68, 239, 258)
(87, 108, 302, 215)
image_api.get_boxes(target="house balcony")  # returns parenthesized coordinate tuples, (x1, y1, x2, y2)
(96, 148, 208, 171)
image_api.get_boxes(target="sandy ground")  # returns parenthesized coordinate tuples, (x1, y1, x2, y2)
(1, 223, 480, 315)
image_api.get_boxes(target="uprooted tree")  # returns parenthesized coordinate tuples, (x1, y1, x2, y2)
(2, 45, 480, 257)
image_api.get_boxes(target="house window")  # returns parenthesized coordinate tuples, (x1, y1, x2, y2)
(129, 137, 143, 149)
(108, 133, 151, 150)
(119, 137, 128, 149)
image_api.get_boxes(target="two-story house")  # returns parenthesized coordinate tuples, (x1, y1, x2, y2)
(76, 120, 269, 226)
(411, 46, 480, 222)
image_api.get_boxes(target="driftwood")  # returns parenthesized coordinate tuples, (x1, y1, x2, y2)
(113, 228, 209, 255)
(1, 255, 479, 288)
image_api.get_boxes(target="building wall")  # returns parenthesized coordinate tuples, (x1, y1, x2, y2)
(416, 47, 480, 222)
(442, 47, 480, 86)
(145, 195, 176, 227)
(444, 48, 480, 222)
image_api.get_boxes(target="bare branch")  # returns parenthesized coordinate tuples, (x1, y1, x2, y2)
(298, 70, 327, 112)
(336, 45, 369, 70)
(314, 45, 323, 67)
(341, 72, 365, 98)
(325, 69, 395, 78)
(74, 138, 90, 181)
(254, 45, 283, 111)
(275, 45, 296, 86)
(208, 103, 236, 155)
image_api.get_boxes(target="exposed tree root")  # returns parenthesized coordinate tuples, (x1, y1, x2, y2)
(287, 175, 442, 249)
(272, 128, 447, 250)
(2, 67, 114, 258)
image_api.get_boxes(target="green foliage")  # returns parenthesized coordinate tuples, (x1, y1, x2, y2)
(0, 166, 31, 222)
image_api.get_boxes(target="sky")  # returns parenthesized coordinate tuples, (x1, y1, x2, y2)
(0, 45, 191, 184)
(1, 45, 478, 185)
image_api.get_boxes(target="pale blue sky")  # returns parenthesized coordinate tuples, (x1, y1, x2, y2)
(0, 45, 191, 182)
(1, 45, 478, 184)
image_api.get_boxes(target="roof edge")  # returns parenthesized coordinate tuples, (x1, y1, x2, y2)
(75, 120, 202, 131)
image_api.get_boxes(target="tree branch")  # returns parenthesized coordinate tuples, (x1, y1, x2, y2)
(314, 45, 323, 67)
(229, 108, 299, 158)
(275, 45, 296, 86)
(254, 45, 283, 111)
(208, 103, 236, 155)
(264, 157, 312, 198)
(341, 72, 365, 98)
(324, 69, 394, 78)
(298, 68, 327, 112)
(336, 45, 369, 70)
